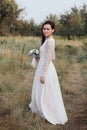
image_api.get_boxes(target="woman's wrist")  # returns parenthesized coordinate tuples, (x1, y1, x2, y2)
(35, 57, 40, 61)
(40, 76, 45, 84)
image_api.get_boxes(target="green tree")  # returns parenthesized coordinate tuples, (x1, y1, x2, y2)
(59, 12, 72, 39)
(70, 6, 83, 37)
(59, 6, 86, 39)
(80, 4, 87, 35)
(0, 0, 23, 35)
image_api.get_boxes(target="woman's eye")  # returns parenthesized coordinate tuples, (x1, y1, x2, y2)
(43, 28, 50, 30)
(43, 28, 46, 30)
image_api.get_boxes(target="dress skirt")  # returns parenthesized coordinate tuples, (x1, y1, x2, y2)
(29, 57, 68, 125)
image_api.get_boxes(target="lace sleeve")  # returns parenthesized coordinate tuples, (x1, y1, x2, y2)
(41, 39, 55, 77)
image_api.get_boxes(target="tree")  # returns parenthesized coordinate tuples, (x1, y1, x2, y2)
(59, 6, 86, 39)
(80, 4, 87, 35)
(0, 0, 23, 35)
(59, 12, 72, 39)
(70, 6, 83, 37)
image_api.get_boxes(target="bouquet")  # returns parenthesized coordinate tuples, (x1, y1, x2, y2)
(28, 49, 40, 68)
(28, 49, 40, 58)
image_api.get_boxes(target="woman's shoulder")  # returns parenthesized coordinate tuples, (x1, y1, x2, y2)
(46, 37, 55, 48)
(46, 37, 55, 43)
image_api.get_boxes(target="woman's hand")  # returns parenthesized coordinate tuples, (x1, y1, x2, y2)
(40, 76, 45, 84)
(35, 57, 40, 62)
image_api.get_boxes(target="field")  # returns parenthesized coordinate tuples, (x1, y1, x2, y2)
(0, 36, 87, 130)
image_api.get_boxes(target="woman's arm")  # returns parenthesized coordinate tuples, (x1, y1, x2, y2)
(40, 39, 55, 83)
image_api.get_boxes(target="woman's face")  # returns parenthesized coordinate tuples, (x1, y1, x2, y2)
(42, 24, 54, 38)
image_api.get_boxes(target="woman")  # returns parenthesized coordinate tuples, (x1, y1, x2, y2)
(29, 20, 68, 125)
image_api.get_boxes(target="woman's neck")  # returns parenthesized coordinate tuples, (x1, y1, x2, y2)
(45, 35, 53, 39)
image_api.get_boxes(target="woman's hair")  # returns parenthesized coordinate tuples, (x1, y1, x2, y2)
(41, 20, 55, 45)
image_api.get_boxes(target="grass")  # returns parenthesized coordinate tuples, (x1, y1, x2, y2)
(0, 36, 87, 130)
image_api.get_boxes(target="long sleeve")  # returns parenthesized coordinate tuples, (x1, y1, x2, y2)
(41, 39, 55, 77)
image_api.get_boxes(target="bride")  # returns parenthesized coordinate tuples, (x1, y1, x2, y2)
(29, 20, 68, 125)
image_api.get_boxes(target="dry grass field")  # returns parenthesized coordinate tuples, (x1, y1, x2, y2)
(0, 36, 87, 130)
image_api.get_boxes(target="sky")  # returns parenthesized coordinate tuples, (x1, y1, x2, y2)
(15, 0, 87, 24)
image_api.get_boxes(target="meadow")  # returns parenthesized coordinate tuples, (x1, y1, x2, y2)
(0, 36, 87, 130)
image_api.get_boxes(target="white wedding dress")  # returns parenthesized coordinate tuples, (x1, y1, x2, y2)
(29, 37, 68, 125)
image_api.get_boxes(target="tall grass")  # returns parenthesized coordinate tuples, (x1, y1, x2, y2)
(0, 36, 87, 130)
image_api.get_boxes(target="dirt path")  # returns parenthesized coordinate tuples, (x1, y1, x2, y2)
(65, 60, 87, 130)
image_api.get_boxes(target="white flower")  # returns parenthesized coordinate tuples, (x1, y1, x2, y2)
(28, 49, 39, 58)
(28, 49, 40, 68)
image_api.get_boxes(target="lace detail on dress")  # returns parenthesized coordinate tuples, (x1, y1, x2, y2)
(41, 39, 55, 77)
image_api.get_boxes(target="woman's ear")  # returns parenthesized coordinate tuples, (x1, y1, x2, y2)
(52, 29, 54, 33)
